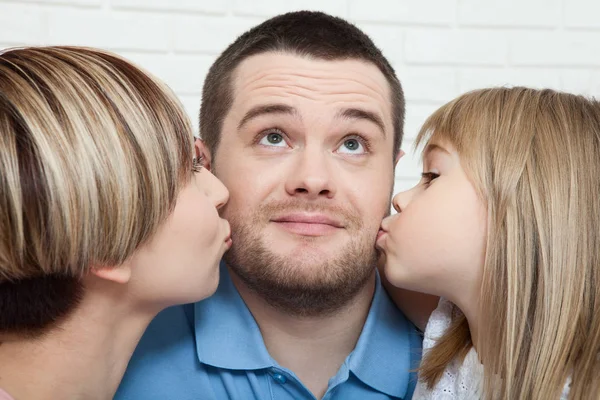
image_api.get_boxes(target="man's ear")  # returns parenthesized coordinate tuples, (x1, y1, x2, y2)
(394, 149, 405, 168)
(195, 138, 213, 171)
(90, 265, 131, 284)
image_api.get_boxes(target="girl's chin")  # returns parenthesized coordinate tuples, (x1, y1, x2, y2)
(382, 261, 410, 284)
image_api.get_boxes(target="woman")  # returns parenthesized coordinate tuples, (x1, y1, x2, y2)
(378, 87, 600, 398)
(0, 46, 230, 399)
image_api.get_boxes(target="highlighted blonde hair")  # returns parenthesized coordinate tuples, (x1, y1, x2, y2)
(416, 87, 600, 399)
(0, 46, 194, 334)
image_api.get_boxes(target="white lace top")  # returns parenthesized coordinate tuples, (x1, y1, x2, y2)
(412, 299, 571, 399)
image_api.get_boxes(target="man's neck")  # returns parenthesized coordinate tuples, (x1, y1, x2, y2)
(230, 269, 376, 400)
(0, 279, 155, 400)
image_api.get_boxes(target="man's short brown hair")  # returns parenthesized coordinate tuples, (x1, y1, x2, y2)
(200, 11, 404, 160)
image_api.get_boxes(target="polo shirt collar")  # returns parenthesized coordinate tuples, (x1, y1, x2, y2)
(193, 262, 274, 370)
(346, 272, 415, 398)
(194, 262, 416, 398)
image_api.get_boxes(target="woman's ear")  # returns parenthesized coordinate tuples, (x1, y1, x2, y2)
(195, 138, 212, 171)
(90, 265, 131, 284)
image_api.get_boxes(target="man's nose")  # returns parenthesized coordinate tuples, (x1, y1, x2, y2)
(284, 148, 336, 200)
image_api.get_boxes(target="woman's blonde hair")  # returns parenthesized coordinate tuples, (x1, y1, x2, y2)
(416, 87, 600, 399)
(0, 46, 194, 334)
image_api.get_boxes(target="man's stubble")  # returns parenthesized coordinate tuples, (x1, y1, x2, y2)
(222, 199, 380, 317)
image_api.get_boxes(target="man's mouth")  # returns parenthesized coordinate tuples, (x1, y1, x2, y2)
(271, 212, 344, 237)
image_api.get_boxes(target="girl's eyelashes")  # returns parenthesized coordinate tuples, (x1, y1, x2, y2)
(421, 171, 440, 185)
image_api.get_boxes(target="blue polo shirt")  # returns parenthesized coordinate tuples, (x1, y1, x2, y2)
(116, 263, 422, 400)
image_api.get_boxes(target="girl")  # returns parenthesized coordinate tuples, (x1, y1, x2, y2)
(378, 87, 600, 399)
(0, 46, 231, 400)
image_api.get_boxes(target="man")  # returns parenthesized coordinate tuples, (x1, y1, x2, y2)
(117, 11, 421, 400)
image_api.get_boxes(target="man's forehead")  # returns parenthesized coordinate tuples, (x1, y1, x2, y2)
(233, 52, 388, 93)
(229, 52, 393, 118)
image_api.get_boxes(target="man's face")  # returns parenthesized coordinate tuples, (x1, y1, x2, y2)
(213, 52, 397, 315)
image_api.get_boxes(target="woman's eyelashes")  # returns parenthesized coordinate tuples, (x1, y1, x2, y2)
(192, 155, 205, 172)
(421, 171, 440, 185)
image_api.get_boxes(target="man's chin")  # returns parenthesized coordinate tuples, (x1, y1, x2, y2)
(223, 214, 383, 315)
(255, 238, 324, 256)
(265, 232, 348, 254)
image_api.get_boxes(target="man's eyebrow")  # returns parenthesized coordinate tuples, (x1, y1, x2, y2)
(336, 108, 386, 138)
(237, 104, 299, 130)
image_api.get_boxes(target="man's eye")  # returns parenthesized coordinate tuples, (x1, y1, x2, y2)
(258, 131, 287, 147)
(337, 138, 366, 154)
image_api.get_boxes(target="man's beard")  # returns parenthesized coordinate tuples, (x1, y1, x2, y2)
(223, 200, 379, 317)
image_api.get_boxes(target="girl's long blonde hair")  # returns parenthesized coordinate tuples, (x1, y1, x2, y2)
(416, 87, 600, 399)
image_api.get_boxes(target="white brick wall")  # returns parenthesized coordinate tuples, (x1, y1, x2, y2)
(2, 0, 600, 194)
